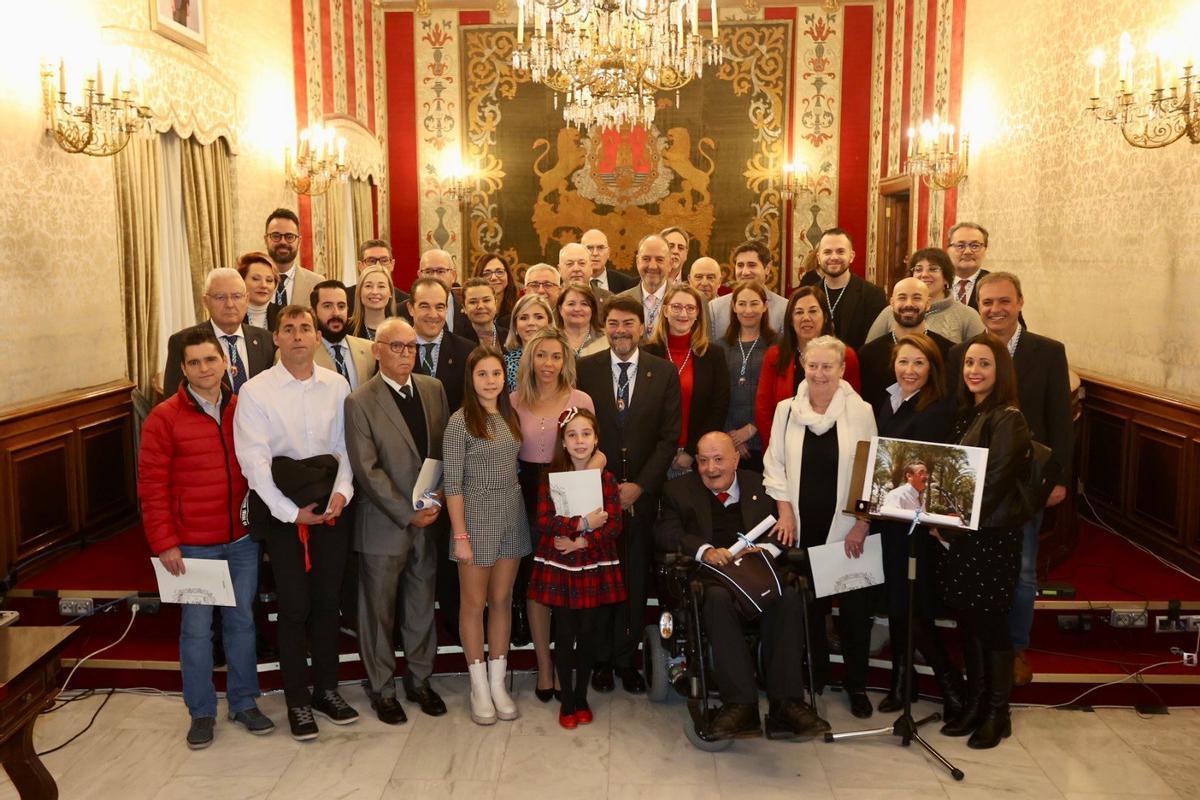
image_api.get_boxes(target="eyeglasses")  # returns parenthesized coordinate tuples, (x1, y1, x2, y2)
(480, 269, 507, 279)
(207, 292, 247, 303)
(421, 267, 453, 278)
(361, 256, 393, 267)
(667, 303, 699, 315)
(948, 241, 986, 252)
(266, 232, 299, 244)
(525, 281, 559, 291)
(379, 341, 419, 355)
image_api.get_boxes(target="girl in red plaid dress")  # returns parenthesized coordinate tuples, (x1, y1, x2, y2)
(529, 407, 626, 729)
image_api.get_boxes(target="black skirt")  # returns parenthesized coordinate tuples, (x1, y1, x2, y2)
(939, 525, 1022, 612)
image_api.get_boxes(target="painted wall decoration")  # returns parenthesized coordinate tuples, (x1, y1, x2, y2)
(459, 20, 793, 291)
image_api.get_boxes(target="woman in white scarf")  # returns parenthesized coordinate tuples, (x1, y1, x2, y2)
(763, 335, 878, 720)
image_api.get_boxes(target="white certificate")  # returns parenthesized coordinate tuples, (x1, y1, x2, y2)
(413, 458, 444, 510)
(151, 558, 237, 606)
(807, 534, 885, 599)
(548, 469, 604, 517)
(727, 515, 778, 556)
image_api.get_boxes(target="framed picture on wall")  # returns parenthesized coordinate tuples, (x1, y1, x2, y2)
(150, 0, 207, 53)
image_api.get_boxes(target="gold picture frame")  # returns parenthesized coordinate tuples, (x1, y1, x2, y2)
(150, 0, 207, 53)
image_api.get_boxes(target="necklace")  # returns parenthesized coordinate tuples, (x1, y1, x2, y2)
(823, 277, 847, 321)
(736, 335, 760, 385)
(665, 339, 693, 375)
(572, 328, 594, 356)
(479, 322, 497, 347)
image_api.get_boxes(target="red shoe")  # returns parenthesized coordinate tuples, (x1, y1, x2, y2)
(559, 709, 577, 729)
(575, 708, 593, 725)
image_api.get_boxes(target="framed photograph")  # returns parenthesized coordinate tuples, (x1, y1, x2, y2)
(150, 0, 207, 53)
(858, 436, 989, 530)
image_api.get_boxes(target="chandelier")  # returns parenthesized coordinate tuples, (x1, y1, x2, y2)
(512, 0, 723, 130)
(1087, 33, 1198, 149)
(905, 111, 969, 190)
(40, 59, 152, 157)
(284, 124, 348, 197)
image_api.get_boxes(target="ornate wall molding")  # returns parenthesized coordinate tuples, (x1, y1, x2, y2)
(414, 10, 463, 264)
(886, 0, 906, 177)
(926, 0, 954, 247)
(353, 0, 369, 123)
(330, 0, 349, 115)
(373, 3, 390, 239)
(865, 2, 887, 280)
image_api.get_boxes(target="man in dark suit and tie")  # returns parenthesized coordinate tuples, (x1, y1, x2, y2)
(311, 280, 375, 389)
(163, 268, 275, 398)
(345, 318, 450, 724)
(657, 432, 830, 741)
(418, 249, 476, 342)
(582, 228, 637, 294)
(949, 271, 1072, 687)
(576, 293, 682, 694)
(947, 222, 991, 309)
(407, 277, 475, 411)
(799, 228, 888, 350)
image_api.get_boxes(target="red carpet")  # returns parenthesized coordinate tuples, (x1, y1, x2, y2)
(13, 525, 156, 594)
(1046, 519, 1200, 603)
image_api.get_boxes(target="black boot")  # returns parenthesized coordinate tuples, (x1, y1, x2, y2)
(933, 665, 965, 726)
(968, 649, 1013, 749)
(877, 659, 917, 713)
(940, 634, 985, 736)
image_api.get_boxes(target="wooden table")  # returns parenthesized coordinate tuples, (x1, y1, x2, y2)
(0, 627, 77, 800)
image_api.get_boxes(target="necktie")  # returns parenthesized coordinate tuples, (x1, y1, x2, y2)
(715, 491, 730, 505)
(398, 384, 412, 401)
(616, 361, 631, 418)
(222, 335, 247, 394)
(590, 277, 602, 292)
(275, 273, 288, 306)
(956, 278, 969, 304)
(331, 344, 351, 384)
(645, 294, 660, 333)
(420, 343, 436, 374)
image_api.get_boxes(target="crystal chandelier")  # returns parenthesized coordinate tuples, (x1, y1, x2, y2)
(41, 59, 152, 157)
(1087, 33, 1198, 149)
(905, 111, 969, 191)
(284, 124, 348, 197)
(512, 0, 723, 130)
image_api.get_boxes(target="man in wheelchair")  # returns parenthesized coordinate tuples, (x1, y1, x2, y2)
(657, 432, 831, 741)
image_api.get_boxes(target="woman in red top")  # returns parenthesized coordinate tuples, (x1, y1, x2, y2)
(755, 286, 860, 446)
(645, 284, 730, 479)
(530, 408, 626, 729)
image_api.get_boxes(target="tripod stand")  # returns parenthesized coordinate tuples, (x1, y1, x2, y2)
(823, 513, 964, 782)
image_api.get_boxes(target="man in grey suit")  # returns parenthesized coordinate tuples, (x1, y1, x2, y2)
(617, 234, 672, 338)
(345, 318, 450, 724)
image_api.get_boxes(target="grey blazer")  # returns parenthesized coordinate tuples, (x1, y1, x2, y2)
(344, 372, 450, 556)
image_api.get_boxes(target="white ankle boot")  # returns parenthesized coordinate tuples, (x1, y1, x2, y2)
(488, 656, 519, 721)
(468, 660, 496, 725)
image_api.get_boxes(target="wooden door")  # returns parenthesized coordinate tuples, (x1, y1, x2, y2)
(876, 175, 914, 294)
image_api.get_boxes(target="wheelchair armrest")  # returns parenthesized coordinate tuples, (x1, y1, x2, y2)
(782, 547, 807, 566)
(657, 551, 694, 567)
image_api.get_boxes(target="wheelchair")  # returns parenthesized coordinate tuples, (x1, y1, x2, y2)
(642, 546, 821, 751)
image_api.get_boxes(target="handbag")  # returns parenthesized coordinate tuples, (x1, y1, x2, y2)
(1019, 439, 1059, 514)
(699, 548, 783, 620)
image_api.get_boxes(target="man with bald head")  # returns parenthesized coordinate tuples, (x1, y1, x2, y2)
(617, 234, 672, 336)
(687, 257, 722, 303)
(558, 242, 607, 302)
(345, 317, 450, 723)
(417, 249, 475, 341)
(658, 432, 828, 741)
(523, 262, 563, 307)
(582, 228, 637, 293)
(856, 277, 954, 408)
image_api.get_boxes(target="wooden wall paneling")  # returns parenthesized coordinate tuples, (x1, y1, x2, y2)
(1128, 422, 1187, 541)
(1082, 406, 1127, 509)
(10, 432, 79, 564)
(77, 413, 136, 534)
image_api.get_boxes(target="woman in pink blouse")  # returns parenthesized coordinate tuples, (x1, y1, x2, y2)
(510, 327, 598, 701)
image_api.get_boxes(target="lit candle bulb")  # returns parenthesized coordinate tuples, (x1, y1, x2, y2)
(337, 138, 346, 167)
(711, 0, 718, 37)
(1118, 32, 1133, 90)
(1090, 49, 1104, 98)
(517, 0, 524, 43)
(59, 58, 66, 95)
(907, 127, 916, 158)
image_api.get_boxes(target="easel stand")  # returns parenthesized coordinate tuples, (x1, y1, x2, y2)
(823, 513, 964, 782)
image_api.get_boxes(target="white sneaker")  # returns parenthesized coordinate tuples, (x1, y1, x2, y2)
(468, 660, 497, 725)
(488, 656, 519, 721)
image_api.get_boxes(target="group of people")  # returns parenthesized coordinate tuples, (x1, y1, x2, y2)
(138, 207, 1072, 755)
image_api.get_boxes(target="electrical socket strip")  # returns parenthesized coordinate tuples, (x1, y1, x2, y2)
(1155, 615, 1200, 633)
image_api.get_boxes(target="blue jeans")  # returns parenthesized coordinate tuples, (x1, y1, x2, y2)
(179, 535, 261, 719)
(1007, 511, 1043, 650)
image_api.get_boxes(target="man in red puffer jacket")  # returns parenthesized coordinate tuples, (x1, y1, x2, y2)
(139, 328, 275, 750)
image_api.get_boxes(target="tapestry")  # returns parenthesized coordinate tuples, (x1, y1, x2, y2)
(460, 20, 793, 290)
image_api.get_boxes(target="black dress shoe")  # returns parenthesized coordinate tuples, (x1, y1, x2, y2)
(847, 690, 874, 719)
(312, 690, 360, 725)
(617, 667, 646, 694)
(371, 696, 408, 725)
(404, 683, 448, 717)
(534, 687, 557, 703)
(591, 663, 615, 693)
(764, 699, 831, 740)
(511, 605, 532, 648)
(708, 703, 762, 740)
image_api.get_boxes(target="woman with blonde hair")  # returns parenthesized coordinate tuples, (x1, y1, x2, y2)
(349, 265, 398, 341)
(503, 293, 556, 393)
(645, 284, 729, 478)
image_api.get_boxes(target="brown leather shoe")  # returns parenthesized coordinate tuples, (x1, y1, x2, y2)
(1013, 650, 1033, 687)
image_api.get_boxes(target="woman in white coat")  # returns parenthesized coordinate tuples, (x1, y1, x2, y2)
(763, 335, 878, 720)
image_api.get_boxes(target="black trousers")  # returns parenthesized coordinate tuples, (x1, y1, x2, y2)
(260, 519, 351, 707)
(600, 503, 655, 669)
(808, 586, 873, 693)
(554, 605, 610, 712)
(704, 583, 807, 705)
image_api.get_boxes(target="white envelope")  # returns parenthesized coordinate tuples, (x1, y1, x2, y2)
(151, 558, 237, 606)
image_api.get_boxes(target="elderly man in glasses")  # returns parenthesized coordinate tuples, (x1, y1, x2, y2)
(946, 222, 991, 310)
(263, 208, 324, 306)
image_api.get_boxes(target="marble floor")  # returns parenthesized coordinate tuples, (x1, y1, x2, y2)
(2, 674, 1196, 800)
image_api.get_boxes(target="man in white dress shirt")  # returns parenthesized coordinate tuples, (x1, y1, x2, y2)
(881, 461, 928, 512)
(234, 305, 360, 742)
(708, 240, 788, 339)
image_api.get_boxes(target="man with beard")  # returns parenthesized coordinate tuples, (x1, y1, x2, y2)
(582, 228, 636, 293)
(856, 277, 954, 407)
(163, 268, 275, 398)
(709, 241, 788, 339)
(264, 209, 323, 307)
(617, 234, 672, 338)
(799, 228, 887, 350)
(310, 281, 375, 389)
(576, 294, 681, 694)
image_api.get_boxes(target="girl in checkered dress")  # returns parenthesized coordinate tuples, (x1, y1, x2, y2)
(529, 407, 626, 729)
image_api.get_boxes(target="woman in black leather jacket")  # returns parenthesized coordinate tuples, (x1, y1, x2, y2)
(936, 333, 1032, 749)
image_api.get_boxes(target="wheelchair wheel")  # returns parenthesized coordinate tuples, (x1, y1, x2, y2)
(683, 719, 735, 752)
(643, 624, 671, 704)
